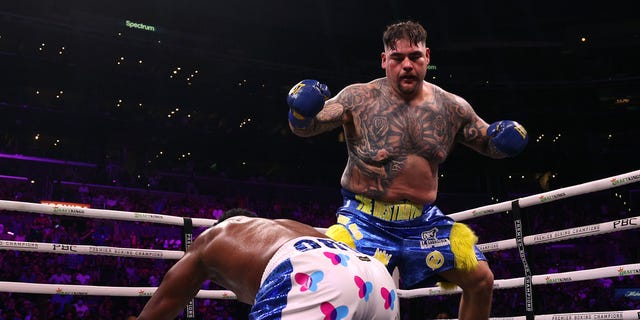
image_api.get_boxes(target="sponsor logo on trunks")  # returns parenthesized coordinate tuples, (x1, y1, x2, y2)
(426, 250, 444, 270)
(419, 228, 450, 249)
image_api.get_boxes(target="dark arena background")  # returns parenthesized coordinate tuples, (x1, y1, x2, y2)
(0, 1, 639, 319)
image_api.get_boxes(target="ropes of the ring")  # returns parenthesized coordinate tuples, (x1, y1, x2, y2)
(2, 213, 637, 258)
(2, 214, 636, 298)
(446, 169, 638, 319)
(0, 240, 184, 259)
(477, 215, 640, 252)
(493, 310, 640, 320)
(0, 199, 217, 227)
(0, 199, 330, 234)
(449, 169, 640, 221)
(0, 281, 237, 299)
(0, 170, 637, 226)
(1, 261, 638, 298)
(398, 262, 640, 297)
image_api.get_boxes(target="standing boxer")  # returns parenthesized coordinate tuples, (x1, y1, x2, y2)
(287, 20, 528, 319)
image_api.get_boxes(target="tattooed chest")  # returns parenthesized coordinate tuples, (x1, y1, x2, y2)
(351, 108, 457, 165)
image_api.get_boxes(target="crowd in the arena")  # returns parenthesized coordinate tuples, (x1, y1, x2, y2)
(0, 166, 638, 319)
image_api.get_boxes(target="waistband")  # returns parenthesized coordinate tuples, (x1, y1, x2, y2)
(260, 236, 321, 286)
(341, 188, 431, 222)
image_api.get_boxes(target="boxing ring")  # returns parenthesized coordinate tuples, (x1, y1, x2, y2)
(1, 169, 639, 319)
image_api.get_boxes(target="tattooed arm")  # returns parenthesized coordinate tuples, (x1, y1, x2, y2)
(289, 84, 364, 137)
(450, 92, 510, 159)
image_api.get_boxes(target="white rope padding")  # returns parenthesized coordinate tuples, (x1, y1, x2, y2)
(477, 216, 640, 253)
(0, 200, 217, 227)
(3, 216, 634, 259)
(0, 283, 638, 320)
(0, 170, 636, 227)
(0, 240, 184, 259)
(0, 200, 329, 234)
(397, 262, 640, 298)
(489, 310, 640, 320)
(1, 262, 638, 299)
(0, 282, 237, 299)
(450, 169, 640, 221)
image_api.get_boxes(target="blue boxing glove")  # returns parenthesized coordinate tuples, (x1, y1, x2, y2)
(287, 79, 331, 128)
(488, 120, 529, 156)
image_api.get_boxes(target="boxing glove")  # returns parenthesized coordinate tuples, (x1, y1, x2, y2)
(287, 79, 331, 128)
(488, 120, 528, 156)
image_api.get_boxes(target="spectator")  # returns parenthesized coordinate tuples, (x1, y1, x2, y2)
(73, 299, 90, 319)
(49, 267, 72, 284)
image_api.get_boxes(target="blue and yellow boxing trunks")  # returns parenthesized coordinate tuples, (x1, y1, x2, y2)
(326, 189, 486, 288)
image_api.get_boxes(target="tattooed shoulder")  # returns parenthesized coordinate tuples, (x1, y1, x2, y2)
(434, 86, 475, 120)
(337, 82, 385, 111)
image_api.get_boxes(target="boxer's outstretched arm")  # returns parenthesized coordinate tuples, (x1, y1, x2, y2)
(138, 245, 208, 320)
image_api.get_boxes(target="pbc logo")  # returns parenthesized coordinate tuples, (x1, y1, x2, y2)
(613, 218, 637, 229)
(52, 244, 77, 252)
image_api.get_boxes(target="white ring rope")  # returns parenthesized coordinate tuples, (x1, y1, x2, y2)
(1, 263, 637, 298)
(0, 240, 184, 259)
(492, 310, 640, 320)
(2, 215, 635, 260)
(0, 281, 237, 299)
(397, 262, 640, 297)
(0, 199, 217, 227)
(0, 199, 330, 233)
(449, 169, 640, 221)
(477, 216, 640, 253)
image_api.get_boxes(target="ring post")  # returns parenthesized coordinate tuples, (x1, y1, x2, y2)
(182, 217, 195, 320)
(511, 199, 534, 320)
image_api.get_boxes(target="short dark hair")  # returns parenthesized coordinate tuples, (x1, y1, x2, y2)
(382, 20, 427, 50)
(214, 208, 258, 225)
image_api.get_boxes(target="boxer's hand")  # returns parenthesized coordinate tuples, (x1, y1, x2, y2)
(488, 120, 528, 156)
(287, 79, 331, 128)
